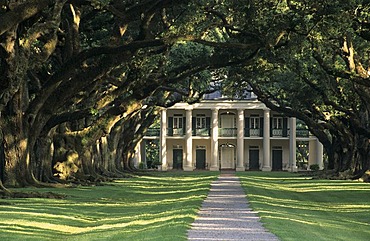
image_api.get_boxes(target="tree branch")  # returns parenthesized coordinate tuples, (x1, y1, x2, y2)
(0, 0, 54, 36)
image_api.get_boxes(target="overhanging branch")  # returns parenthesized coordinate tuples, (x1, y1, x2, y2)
(0, 0, 54, 36)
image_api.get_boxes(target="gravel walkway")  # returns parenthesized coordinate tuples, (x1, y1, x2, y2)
(187, 173, 280, 241)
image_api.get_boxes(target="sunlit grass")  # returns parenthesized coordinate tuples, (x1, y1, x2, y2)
(238, 172, 370, 241)
(3, 171, 368, 241)
(0, 171, 218, 241)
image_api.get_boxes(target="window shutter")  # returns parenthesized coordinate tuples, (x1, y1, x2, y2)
(259, 117, 264, 137)
(206, 117, 211, 136)
(283, 117, 288, 137)
(245, 117, 250, 137)
(192, 117, 196, 136)
(270, 117, 273, 137)
(168, 117, 173, 136)
(183, 117, 186, 135)
(206, 117, 211, 127)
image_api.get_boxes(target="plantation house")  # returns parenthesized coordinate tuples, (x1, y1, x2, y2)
(135, 94, 324, 172)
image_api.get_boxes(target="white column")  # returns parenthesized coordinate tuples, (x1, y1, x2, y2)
(141, 141, 147, 169)
(308, 139, 317, 169)
(134, 140, 142, 168)
(184, 109, 193, 171)
(316, 139, 324, 170)
(289, 117, 298, 172)
(160, 109, 167, 171)
(236, 109, 245, 171)
(262, 109, 271, 171)
(210, 108, 219, 171)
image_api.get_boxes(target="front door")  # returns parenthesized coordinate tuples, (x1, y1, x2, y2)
(196, 149, 206, 169)
(221, 147, 235, 169)
(272, 149, 283, 171)
(249, 149, 260, 170)
(173, 149, 183, 170)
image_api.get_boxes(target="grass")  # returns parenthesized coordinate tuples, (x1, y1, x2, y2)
(2, 171, 369, 241)
(0, 171, 218, 241)
(237, 172, 370, 241)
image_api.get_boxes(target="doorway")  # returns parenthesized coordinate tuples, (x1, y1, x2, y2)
(196, 149, 206, 169)
(272, 148, 283, 171)
(173, 149, 183, 170)
(249, 148, 260, 170)
(220, 144, 235, 169)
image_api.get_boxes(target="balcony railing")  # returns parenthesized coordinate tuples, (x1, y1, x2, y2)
(244, 128, 261, 137)
(272, 129, 283, 136)
(296, 128, 309, 137)
(167, 128, 185, 136)
(193, 128, 211, 137)
(147, 127, 309, 138)
(270, 128, 290, 137)
(219, 128, 237, 137)
(145, 128, 160, 136)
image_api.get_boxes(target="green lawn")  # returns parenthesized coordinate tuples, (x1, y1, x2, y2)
(2, 171, 369, 241)
(0, 172, 218, 241)
(238, 172, 370, 241)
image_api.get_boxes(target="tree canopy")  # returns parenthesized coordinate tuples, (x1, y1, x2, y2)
(224, 0, 370, 175)
(0, 0, 369, 191)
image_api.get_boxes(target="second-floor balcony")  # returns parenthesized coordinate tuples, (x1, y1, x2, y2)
(270, 128, 290, 137)
(193, 128, 211, 137)
(167, 128, 185, 136)
(272, 129, 284, 137)
(296, 128, 309, 138)
(219, 128, 237, 137)
(145, 128, 160, 136)
(245, 128, 262, 137)
(145, 127, 310, 138)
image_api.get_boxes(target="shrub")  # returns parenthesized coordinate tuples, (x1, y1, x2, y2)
(138, 162, 145, 169)
(310, 164, 320, 171)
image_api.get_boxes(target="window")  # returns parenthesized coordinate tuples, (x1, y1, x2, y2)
(273, 117, 283, 129)
(173, 115, 183, 129)
(250, 116, 260, 129)
(196, 115, 206, 129)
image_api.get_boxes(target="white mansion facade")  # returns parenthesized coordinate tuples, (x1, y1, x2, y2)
(135, 99, 324, 172)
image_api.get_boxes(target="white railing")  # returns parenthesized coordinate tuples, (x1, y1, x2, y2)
(272, 129, 283, 136)
(219, 128, 237, 137)
(195, 128, 210, 136)
(249, 128, 260, 137)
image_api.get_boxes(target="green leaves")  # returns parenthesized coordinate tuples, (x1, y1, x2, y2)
(90, 0, 112, 10)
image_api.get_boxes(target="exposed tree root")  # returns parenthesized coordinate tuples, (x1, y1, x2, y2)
(302, 169, 370, 182)
(358, 170, 370, 182)
(0, 190, 66, 199)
